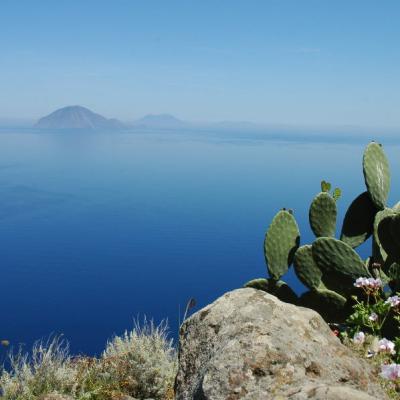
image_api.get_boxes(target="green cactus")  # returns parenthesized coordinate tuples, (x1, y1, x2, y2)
(321, 180, 331, 192)
(332, 187, 342, 201)
(390, 213, 400, 248)
(363, 141, 390, 210)
(244, 278, 269, 291)
(244, 278, 298, 304)
(264, 209, 300, 281)
(340, 191, 377, 248)
(377, 213, 400, 261)
(293, 245, 323, 290)
(373, 208, 395, 261)
(392, 201, 400, 212)
(245, 141, 400, 323)
(309, 192, 337, 237)
(388, 262, 400, 292)
(299, 289, 347, 321)
(311, 237, 370, 296)
(312, 237, 369, 278)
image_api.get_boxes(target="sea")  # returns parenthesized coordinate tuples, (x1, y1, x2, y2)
(0, 127, 399, 356)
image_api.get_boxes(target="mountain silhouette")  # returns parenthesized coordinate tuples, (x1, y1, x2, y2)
(35, 106, 126, 129)
(133, 114, 186, 128)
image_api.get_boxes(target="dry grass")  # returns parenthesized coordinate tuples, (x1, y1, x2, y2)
(0, 319, 177, 400)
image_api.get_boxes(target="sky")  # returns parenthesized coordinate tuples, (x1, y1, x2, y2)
(1, 0, 400, 127)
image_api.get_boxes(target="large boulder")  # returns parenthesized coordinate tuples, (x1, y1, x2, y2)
(175, 288, 388, 399)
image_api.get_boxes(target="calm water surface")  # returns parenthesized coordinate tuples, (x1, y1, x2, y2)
(1, 129, 400, 355)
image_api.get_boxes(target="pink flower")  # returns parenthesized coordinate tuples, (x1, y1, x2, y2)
(368, 312, 378, 322)
(353, 277, 382, 289)
(354, 277, 369, 288)
(368, 278, 382, 289)
(385, 295, 400, 308)
(378, 338, 396, 355)
(353, 331, 365, 344)
(380, 363, 400, 380)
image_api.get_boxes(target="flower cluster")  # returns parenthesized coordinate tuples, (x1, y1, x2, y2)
(385, 295, 400, 308)
(378, 338, 396, 355)
(352, 333, 395, 351)
(353, 331, 365, 344)
(368, 312, 378, 322)
(347, 278, 400, 389)
(381, 363, 400, 381)
(353, 277, 382, 290)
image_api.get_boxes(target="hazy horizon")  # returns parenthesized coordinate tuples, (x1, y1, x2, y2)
(2, 107, 400, 134)
(1, 1, 400, 128)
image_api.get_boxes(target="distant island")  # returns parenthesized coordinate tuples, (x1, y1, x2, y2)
(27, 105, 390, 136)
(34, 106, 189, 130)
(35, 105, 126, 129)
(132, 114, 185, 129)
(33, 105, 263, 131)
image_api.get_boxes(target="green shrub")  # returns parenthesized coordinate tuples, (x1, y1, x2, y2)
(0, 319, 177, 400)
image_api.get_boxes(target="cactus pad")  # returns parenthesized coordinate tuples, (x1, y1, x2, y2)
(309, 192, 337, 237)
(299, 288, 347, 322)
(244, 278, 298, 303)
(390, 213, 400, 248)
(244, 278, 269, 291)
(264, 209, 300, 280)
(377, 213, 400, 260)
(332, 188, 342, 201)
(374, 208, 396, 261)
(386, 262, 400, 292)
(321, 180, 331, 192)
(340, 191, 377, 248)
(363, 142, 390, 210)
(388, 262, 400, 280)
(293, 245, 323, 290)
(312, 237, 369, 282)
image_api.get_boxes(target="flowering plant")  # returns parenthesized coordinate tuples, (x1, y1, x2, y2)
(346, 277, 391, 337)
(340, 277, 400, 395)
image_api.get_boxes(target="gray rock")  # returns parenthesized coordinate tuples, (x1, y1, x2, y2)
(175, 288, 388, 400)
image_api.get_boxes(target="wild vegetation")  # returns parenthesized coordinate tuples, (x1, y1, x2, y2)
(6, 140, 400, 398)
(0, 320, 177, 400)
(246, 141, 400, 396)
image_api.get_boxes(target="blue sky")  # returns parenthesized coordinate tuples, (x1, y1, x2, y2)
(1, 0, 399, 127)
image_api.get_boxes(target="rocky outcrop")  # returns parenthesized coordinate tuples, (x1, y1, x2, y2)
(35, 105, 126, 129)
(175, 288, 388, 399)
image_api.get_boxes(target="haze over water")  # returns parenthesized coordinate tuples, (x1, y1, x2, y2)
(0, 129, 399, 355)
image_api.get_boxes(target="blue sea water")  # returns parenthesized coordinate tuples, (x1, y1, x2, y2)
(0, 128, 400, 356)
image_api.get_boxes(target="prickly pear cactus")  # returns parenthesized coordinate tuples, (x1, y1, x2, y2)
(245, 141, 399, 323)
(244, 278, 298, 303)
(264, 209, 300, 280)
(293, 245, 323, 290)
(392, 201, 400, 212)
(340, 191, 377, 248)
(244, 278, 269, 291)
(299, 288, 347, 322)
(312, 237, 370, 289)
(321, 180, 331, 192)
(363, 141, 390, 210)
(390, 213, 400, 248)
(374, 208, 395, 261)
(388, 263, 400, 292)
(309, 192, 337, 237)
(376, 212, 400, 261)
